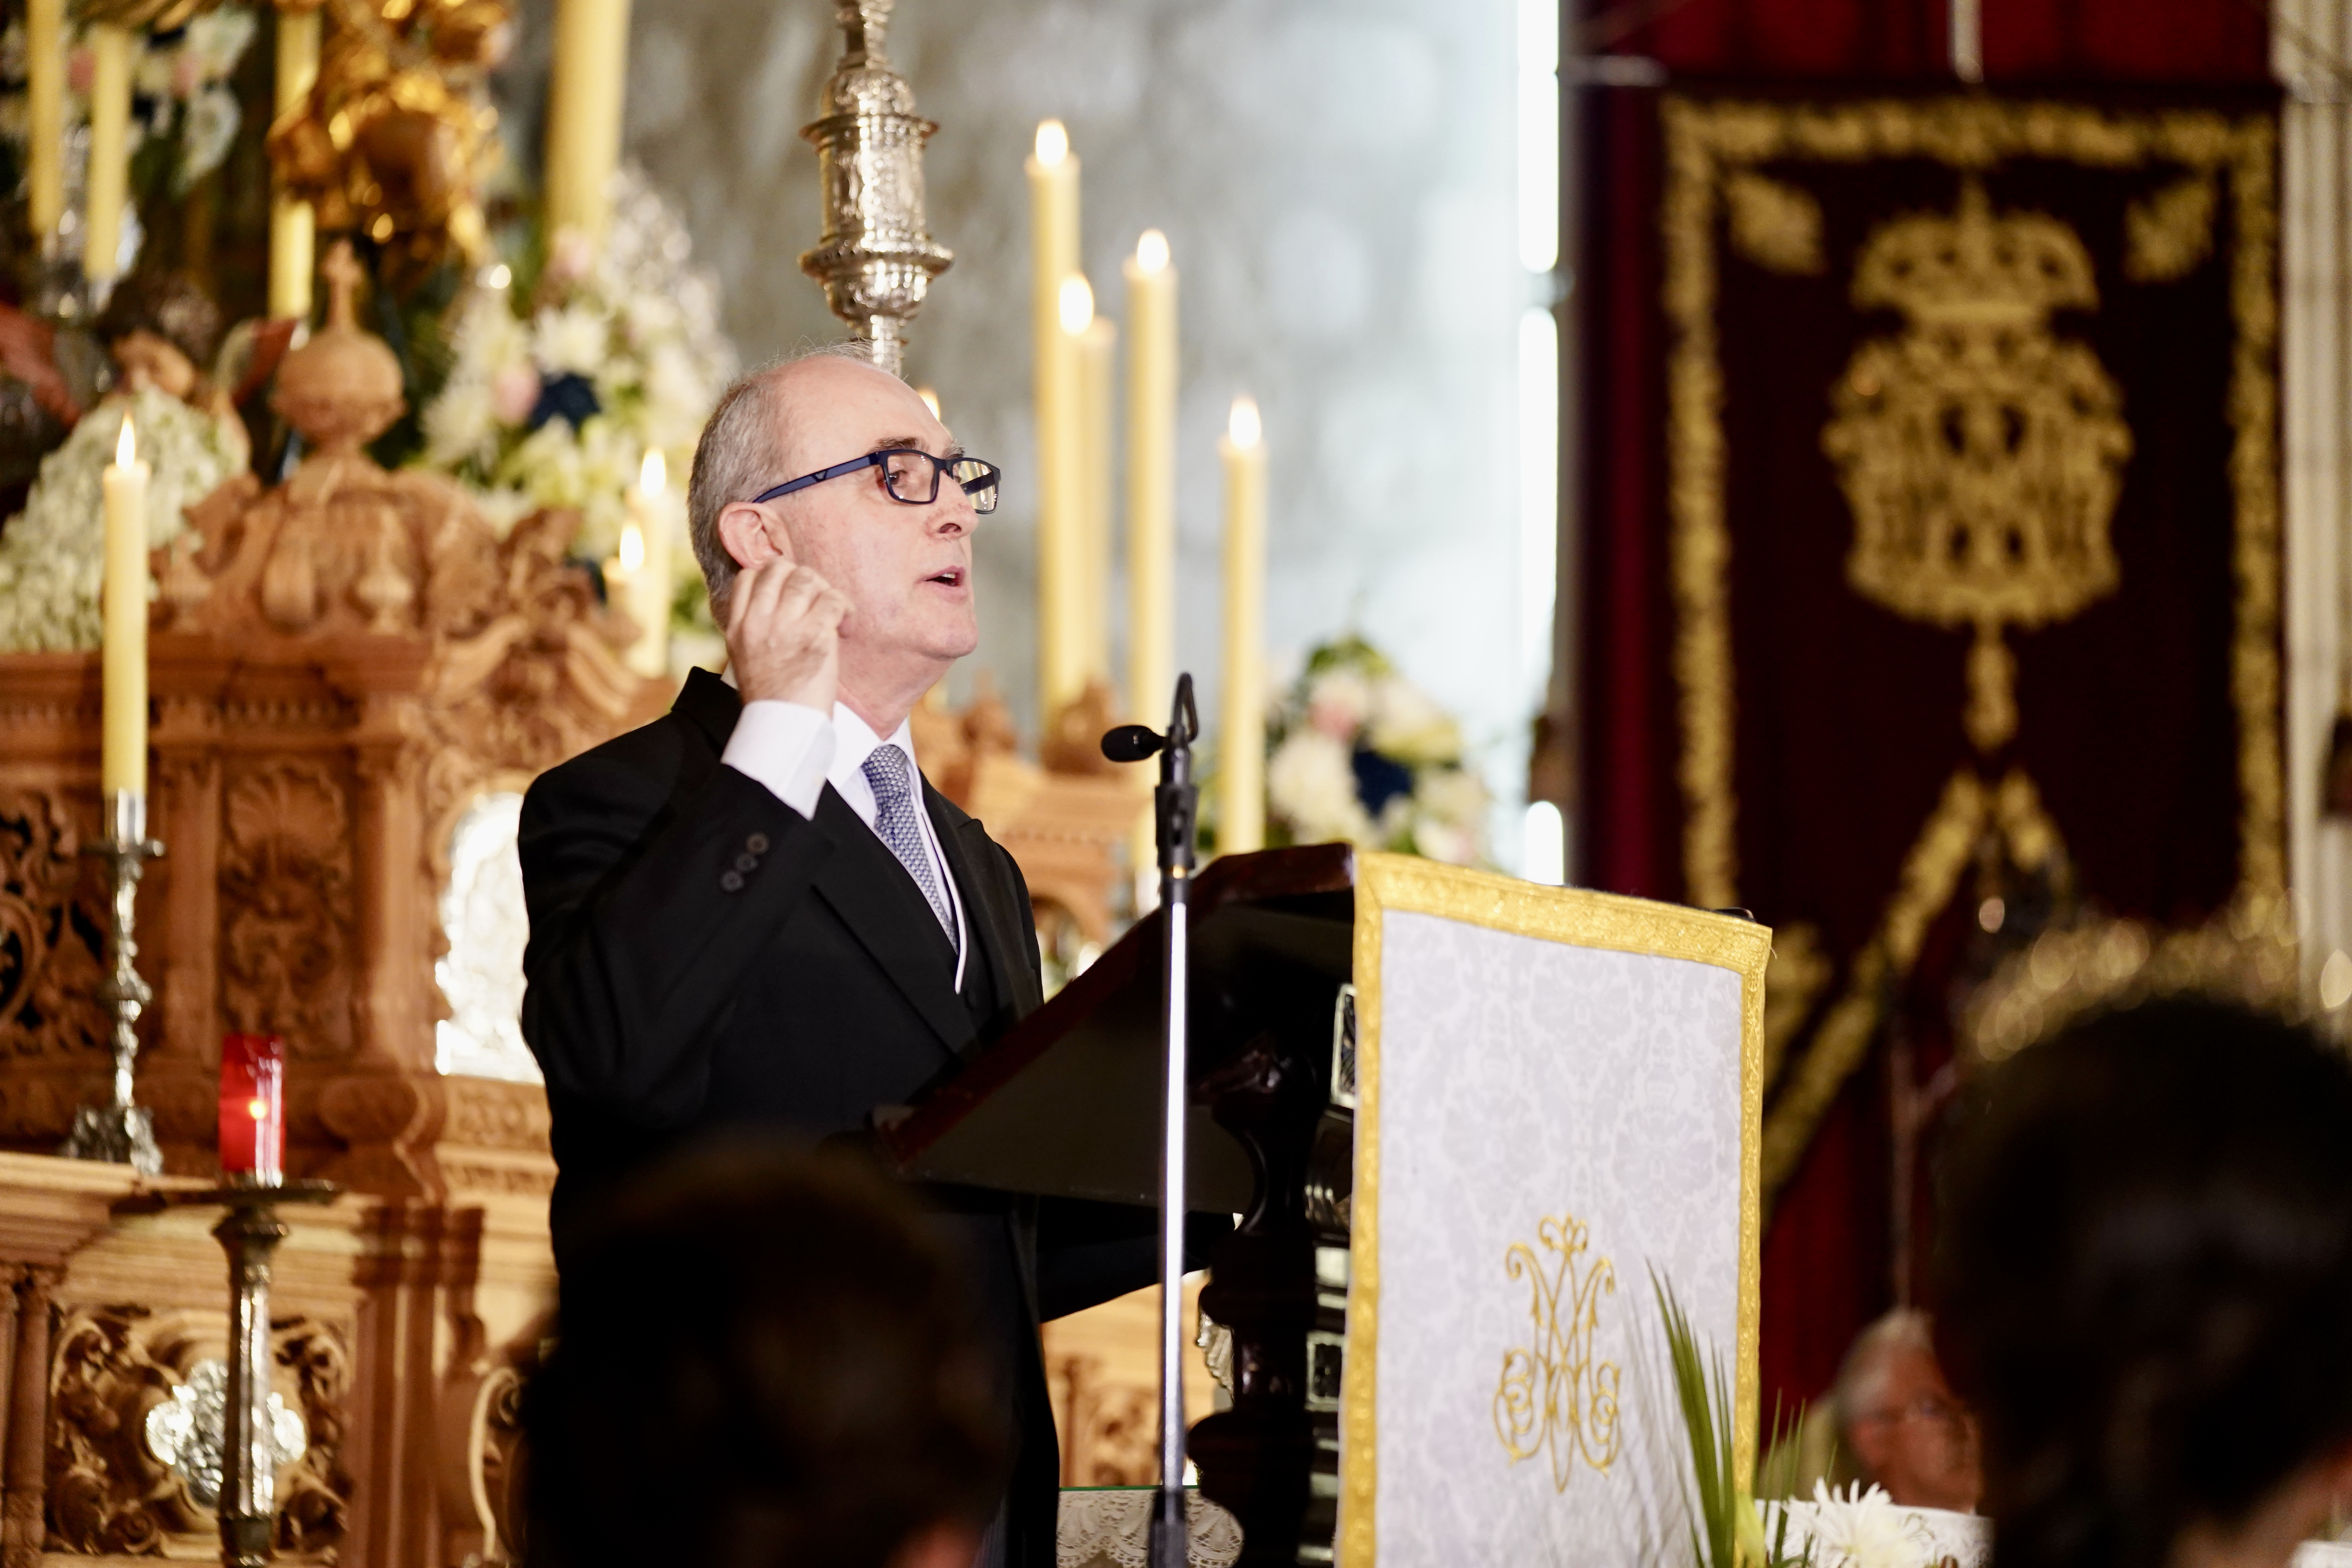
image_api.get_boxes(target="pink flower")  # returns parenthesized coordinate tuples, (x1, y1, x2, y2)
(544, 228, 593, 287)
(490, 363, 540, 425)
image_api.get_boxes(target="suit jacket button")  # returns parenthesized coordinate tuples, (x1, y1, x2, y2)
(720, 870, 745, 893)
(746, 832, 770, 854)
(736, 852, 760, 872)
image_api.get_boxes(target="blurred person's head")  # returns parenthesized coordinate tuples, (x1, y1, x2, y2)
(525, 1145, 1011, 1568)
(1833, 1308, 1982, 1512)
(1938, 996, 2352, 1568)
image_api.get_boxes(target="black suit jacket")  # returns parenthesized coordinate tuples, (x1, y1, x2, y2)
(518, 668, 1196, 1566)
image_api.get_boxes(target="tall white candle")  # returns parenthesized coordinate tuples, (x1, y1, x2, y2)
(1125, 230, 1177, 727)
(616, 449, 675, 679)
(25, 0, 63, 243)
(269, 5, 321, 319)
(1075, 311, 1117, 688)
(1219, 396, 1267, 855)
(1029, 120, 1082, 724)
(1040, 272, 1094, 719)
(83, 24, 132, 285)
(544, 0, 633, 243)
(101, 414, 150, 797)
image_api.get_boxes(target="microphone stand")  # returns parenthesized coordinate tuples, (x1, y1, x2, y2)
(1102, 674, 1201, 1568)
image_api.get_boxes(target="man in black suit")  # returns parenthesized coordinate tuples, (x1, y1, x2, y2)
(519, 346, 1190, 1568)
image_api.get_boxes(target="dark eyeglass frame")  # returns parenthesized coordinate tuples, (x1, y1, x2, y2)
(748, 449, 1001, 513)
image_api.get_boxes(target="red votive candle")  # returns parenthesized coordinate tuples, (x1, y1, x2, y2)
(219, 1034, 285, 1183)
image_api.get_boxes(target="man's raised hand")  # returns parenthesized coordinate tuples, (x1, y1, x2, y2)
(726, 555, 850, 710)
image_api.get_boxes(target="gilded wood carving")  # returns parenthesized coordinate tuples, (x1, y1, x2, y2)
(47, 1305, 352, 1559)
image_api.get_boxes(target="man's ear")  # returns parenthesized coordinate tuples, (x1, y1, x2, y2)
(716, 502, 793, 572)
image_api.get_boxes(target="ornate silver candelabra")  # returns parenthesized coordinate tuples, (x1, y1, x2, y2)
(63, 788, 162, 1174)
(798, 0, 952, 379)
(127, 1178, 339, 1567)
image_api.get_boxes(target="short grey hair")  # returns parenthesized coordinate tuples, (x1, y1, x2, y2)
(1831, 1308, 1936, 1434)
(687, 340, 889, 621)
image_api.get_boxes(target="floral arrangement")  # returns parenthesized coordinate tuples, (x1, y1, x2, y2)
(1655, 1271, 1809, 1568)
(1264, 635, 1489, 865)
(0, 9, 258, 209)
(1792, 1481, 1937, 1568)
(0, 387, 242, 650)
(414, 165, 735, 569)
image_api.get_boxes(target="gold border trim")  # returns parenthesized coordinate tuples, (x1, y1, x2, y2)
(1338, 853, 1769, 1565)
(1661, 96, 2285, 1199)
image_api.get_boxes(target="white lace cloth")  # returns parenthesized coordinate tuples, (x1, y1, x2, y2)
(1763, 1499, 2352, 1568)
(1056, 1490, 1243, 1568)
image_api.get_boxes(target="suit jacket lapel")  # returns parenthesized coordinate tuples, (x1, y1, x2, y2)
(811, 786, 973, 1056)
(929, 785, 1045, 1022)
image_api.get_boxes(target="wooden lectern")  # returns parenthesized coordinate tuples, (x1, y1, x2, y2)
(885, 847, 1768, 1568)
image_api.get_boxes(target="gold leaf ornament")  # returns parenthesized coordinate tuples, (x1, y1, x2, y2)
(1824, 180, 2131, 753)
(1724, 173, 1825, 276)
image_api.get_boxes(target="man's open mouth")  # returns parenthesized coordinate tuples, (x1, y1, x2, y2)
(926, 566, 966, 586)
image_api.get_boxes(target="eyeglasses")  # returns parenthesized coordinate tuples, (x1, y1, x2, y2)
(1865, 1396, 1971, 1433)
(750, 449, 1001, 514)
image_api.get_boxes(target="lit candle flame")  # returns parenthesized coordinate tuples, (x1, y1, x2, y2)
(638, 448, 665, 497)
(1058, 274, 1094, 336)
(247, 1098, 268, 1120)
(1034, 119, 1069, 167)
(619, 522, 646, 573)
(114, 414, 135, 469)
(917, 386, 942, 420)
(1136, 229, 1171, 274)
(1227, 396, 1261, 450)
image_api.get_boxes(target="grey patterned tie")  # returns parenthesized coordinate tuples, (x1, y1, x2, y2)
(861, 744, 955, 940)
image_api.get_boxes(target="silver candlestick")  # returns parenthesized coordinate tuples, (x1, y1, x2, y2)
(63, 789, 163, 1174)
(798, 0, 953, 378)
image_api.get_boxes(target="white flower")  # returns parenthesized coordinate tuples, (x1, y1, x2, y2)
(1267, 730, 1373, 847)
(181, 9, 258, 82)
(531, 303, 609, 377)
(176, 84, 240, 187)
(1805, 1481, 1931, 1568)
(1368, 675, 1463, 765)
(472, 487, 536, 539)
(1304, 666, 1371, 741)
(1410, 767, 1490, 864)
(0, 388, 238, 651)
(421, 378, 497, 468)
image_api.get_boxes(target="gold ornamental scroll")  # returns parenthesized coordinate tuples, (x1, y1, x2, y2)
(1337, 855, 1767, 1567)
(1659, 96, 2282, 1205)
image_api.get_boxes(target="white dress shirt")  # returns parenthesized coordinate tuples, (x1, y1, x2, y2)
(720, 692, 969, 991)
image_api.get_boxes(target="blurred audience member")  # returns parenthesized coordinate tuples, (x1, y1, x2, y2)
(1940, 997, 2352, 1568)
(1831, 1308, 1982, 1512)
(525, 1145, 1011, 1568)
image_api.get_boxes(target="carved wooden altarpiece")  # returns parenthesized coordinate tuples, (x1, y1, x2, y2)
(0, 249, 661, 1566)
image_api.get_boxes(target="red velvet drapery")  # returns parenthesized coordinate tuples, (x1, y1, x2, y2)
(1572, 0, 2275, 1423)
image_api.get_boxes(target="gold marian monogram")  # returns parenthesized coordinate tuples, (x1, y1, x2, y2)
(1494, 1213, 1621, 1490)
(1823, 179, 2132, 752)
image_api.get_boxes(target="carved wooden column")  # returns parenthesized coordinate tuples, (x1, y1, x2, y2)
(0, 1263, 24, 1491)
(146, 660, 233, 1171)
(3, 1265, 57, 1568)
(334, 653, 434, 1073)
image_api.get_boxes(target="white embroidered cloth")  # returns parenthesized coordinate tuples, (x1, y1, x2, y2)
(1056, 1489, 1243, 1568)
(1763, 1499, 2352, 1568)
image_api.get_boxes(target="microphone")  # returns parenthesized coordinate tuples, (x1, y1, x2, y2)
(1100, 724, 1164, 764)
